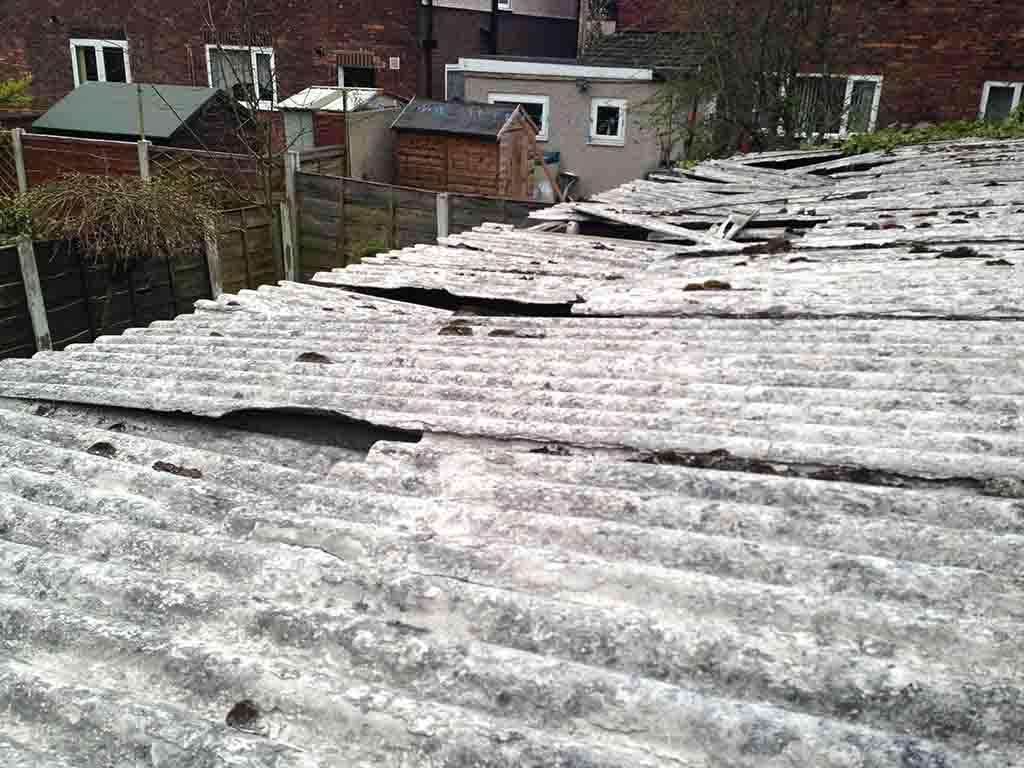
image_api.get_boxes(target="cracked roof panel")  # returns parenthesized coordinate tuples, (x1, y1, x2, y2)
(2, 140, 1024, 767)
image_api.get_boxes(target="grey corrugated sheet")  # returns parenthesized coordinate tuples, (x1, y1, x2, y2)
(311, 225, 1024, 318)
(3, 141, 1024, 767)
(0, 390, 1022, 767)
(32, 82, 228, 140)
(1, 302, 1023, 488)
(392, 98, 519, 138)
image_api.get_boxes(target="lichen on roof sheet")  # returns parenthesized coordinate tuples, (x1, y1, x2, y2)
(1, 139, 1024, 768)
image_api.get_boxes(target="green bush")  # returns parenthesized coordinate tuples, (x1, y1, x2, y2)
(843, 104, 1024, 155)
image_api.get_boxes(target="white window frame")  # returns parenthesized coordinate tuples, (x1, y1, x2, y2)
(498, 0, 512, 8)
(205, 44, 277, 110)
(69, 38, 131, 87)
(589, 97, 628, 146)
(979, 81, 1023, 121)
(488, 93, 549, 140)
(787, 73, 883, 138)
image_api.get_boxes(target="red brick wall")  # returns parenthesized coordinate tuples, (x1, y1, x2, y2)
(0, 0, 420, 112)
(615, 0, 1024, 126)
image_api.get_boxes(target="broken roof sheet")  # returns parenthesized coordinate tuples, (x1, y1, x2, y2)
(3, 139, 1024, 767)
(3, 389, 1022, 767)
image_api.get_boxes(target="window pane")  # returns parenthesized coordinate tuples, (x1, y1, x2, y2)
(847, 80, 876, 133)
(211, 49, 254, 102)
(341, 66, 375, 88)
(256, 52, 273, 102)
(793, 76, 844, 134)
(75, 46, 98, 83)
(985, 86, 1015, 122)
(102, 46, 127, 83)
(596, 105, 621, 136)
(493, 100, 544, 134)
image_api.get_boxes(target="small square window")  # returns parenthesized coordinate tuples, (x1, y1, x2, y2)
(70, 39, 130, 86)
(590, 98, 627, 145)
(980, 81, 1022, 122)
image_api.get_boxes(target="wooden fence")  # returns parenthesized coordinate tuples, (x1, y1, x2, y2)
(0, 239, 210, 359)
(0, 202, 282, 361)
(296, 172, 548, 279)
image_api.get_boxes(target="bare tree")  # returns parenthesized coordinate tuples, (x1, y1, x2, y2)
(661, 0, 840, 156)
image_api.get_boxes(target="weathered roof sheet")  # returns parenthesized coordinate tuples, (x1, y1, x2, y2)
(580, 31, 703, 71)
(391, 98, 523, 138)
(278, 86, 383, 112)
(32, 82, 232, 140)
(3, 387, 1022, 767)
(3, 139, 1024, 767)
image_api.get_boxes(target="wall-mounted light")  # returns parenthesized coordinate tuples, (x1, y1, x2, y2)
(576, 79, 590, 93)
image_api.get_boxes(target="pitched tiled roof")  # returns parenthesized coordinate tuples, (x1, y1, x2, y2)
(580, 31, 703, 71)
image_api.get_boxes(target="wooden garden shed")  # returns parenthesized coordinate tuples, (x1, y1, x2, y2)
(391, 98, 537, 199)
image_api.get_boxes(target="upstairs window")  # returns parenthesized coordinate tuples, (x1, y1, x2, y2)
(980, 81, 1023, 122)
(70, 39, 130, 86)
(488, 93, 549, 140)
(207, 45, 276, 110)
(590, 97, 627, 146)
(339, 65, 376, 89)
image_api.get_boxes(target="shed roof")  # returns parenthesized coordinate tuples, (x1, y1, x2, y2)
(391, 98, 527, 138)
(1, 141, 1024, 767)
(32, 82, 235, 140)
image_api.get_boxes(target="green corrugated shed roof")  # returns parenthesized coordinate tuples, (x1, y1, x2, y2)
(32, 83, 230, 140)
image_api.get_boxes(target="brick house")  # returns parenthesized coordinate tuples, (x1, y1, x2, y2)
(593, 0, 1024, 130)
(0, 0, 578, 124)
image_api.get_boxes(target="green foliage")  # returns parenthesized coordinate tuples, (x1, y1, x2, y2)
(843, 105, 1024, 155)
(3, 173, 220, 271)
(0, 192, 32, 242)
(0, 75, 33, 108)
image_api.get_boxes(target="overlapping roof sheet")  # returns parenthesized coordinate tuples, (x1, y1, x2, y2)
(1, 140, 1024, 767)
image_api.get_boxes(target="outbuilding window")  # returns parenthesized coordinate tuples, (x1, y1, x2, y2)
(980, 81, 1023, 122)
(590, 98, 627, 146)
(207, 45, 276, 110)
(70, 39, 131, 86)
(488, 93, 549, 140)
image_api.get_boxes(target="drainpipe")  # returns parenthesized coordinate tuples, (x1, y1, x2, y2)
(490, 0, 500, 55)
(424, 0, 435, 98)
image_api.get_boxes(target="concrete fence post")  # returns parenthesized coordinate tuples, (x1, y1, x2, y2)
(436, 192, 450, 239)
(17, 238, 51, 352)
(137, 139, 151, 181)
(279, 201, 297, 282)
(203, 222, 223, 299)
(11, 128, 28, 193)
(284, 150, 300, 276)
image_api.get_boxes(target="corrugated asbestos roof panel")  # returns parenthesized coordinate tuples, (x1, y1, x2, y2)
(4, 140, 1024, 767)
(1, 297, 1023, 487)
(0, 393, 1022, 767)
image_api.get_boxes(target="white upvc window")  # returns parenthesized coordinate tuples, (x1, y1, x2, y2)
(589, 97, 627, 146)
(498, 0, 512, 8)
(206, 44, 276, 110)
(70, 39, 131, 86)
(488, 93, 549, 140)
(979, 81, 1023, 122)
(788, 73, 882, 137)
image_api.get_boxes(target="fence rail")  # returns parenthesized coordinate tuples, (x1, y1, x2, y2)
(296, 172, 548, 279)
